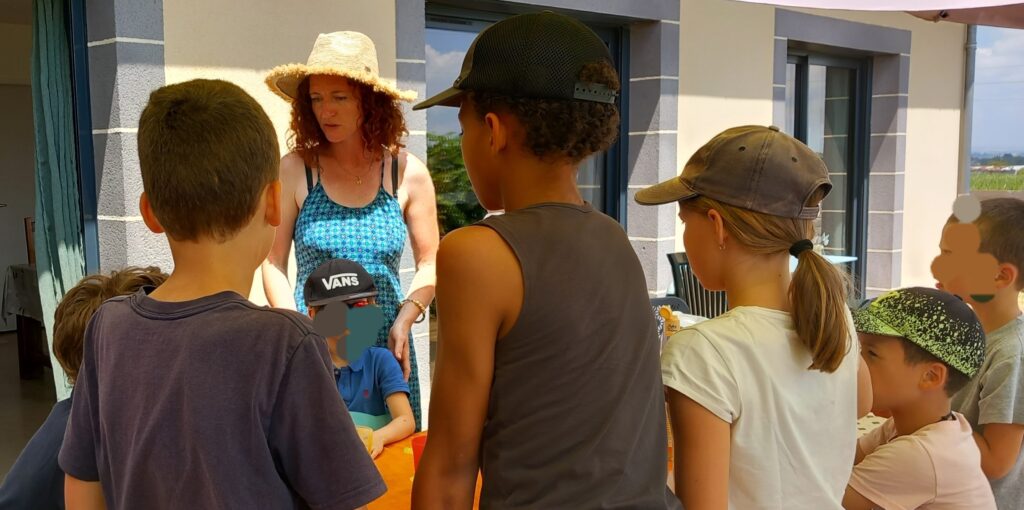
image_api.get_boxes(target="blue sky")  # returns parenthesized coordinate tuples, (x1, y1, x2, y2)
(425, 25, 1023, 154)
(425, 28, 475, 136)
(972, 27, 1024, 154)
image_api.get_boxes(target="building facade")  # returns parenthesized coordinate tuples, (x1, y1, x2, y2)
(22, 0, 970, 406)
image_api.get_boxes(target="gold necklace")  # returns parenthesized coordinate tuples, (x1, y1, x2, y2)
(341, 158, 374, 185)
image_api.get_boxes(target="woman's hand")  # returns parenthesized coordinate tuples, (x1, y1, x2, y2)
(389, 320, 413, 381)
(394, 152, 438, 382)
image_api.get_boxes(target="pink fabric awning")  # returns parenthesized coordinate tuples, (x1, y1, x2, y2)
(731, 0, 1024, 28)
(911, 5, 1024, 28)
(731, 0, 1017, 9)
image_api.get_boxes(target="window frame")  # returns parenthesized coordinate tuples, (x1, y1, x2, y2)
(425, 5, 630, 225)
(69, 0, 99, 273)
(788, 52, 872, 297)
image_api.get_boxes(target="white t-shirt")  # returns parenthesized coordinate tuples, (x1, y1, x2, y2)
(850, 413, 996, 510)
(662, 306, 860, 510)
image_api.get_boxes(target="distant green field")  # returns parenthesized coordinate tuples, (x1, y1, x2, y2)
(971, 172, 1024, 191)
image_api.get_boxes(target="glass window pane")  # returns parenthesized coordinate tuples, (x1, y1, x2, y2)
(426, 27, 486, 237)
(801, 63, 856, 260)
(426, 23, 617, 228)
(789, 55, 866, 297)
(806, 65, 827, 155)
(578, 154, 604, 212)
(785, 63, 796, 135)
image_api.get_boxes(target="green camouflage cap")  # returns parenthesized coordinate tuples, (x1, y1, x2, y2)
(853, 287, 985, 377)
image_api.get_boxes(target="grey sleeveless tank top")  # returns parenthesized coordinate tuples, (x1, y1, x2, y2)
(477, 202, 680, 509)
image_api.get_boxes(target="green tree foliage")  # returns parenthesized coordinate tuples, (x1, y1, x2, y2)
(427, 133, 486, 236)
(973, 153, 1024, 167)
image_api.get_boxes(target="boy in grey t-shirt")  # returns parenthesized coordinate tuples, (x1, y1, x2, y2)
(936, 197, 1024, 508)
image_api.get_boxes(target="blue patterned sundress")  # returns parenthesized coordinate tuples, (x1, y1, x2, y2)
(294, 156, 421, 429)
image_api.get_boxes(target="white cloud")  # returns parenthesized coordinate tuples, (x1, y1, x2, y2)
(426, 44, 465, 95)
(972, 28, 1024, 153)
(425, 44, 466, 136)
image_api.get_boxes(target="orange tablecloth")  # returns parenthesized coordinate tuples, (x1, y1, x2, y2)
(370, 416, 876, 508)
(368, 433, 482, 509)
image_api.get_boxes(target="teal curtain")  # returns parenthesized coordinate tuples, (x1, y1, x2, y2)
(32, 0, 86, 401)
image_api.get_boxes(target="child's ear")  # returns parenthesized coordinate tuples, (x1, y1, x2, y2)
(484, 112, 507, 154)
(920, 362, 948, 392)
(265, 180, 282, 227)
(706, 208, 728, 248)
(994, 262, 1020, 291)
(139, 193, 165, 234)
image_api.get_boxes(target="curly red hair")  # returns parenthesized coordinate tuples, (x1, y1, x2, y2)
(288, 76, 408, 165)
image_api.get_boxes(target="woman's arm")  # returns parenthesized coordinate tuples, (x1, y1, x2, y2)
(667, 388, 730, 510)
(261, 154, 304, 310)
(391, 153, 440, 378)
(369, 393, 416, 458)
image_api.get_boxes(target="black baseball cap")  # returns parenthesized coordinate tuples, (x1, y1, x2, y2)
(635, 125, 832, 220)
(304, 259, 378, 307)
(853, 287, 985, 377)
(413, 11, 618, 110)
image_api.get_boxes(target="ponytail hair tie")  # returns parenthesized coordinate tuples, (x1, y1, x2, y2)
(789, 239, 814, 257)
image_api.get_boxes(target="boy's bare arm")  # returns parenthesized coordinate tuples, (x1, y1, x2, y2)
(841, 485, 876, 510)
(411, 227, 521, 510)
(974, 423, 1024, 479)
(65, 475, 106, 510)
(857, 356, 872, 419)
(854, 443, 867, 466)
(370, 393, 416, 458)
(668, 388, 730, 510)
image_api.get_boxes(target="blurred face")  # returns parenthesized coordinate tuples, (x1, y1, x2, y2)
(458, 100, 503, 210)
(935, 222, 975, 298)
(679, 205, 726, 291)
(859, 333, 930, 412)
(308, 75, 361, 144)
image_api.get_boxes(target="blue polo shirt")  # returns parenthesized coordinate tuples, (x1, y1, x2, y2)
(336, 347, 409, 419)
(0, 396, 70, 510)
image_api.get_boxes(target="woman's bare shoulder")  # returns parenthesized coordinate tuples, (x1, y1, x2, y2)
(397, 150, 429, 183)
(281, 152, 307, 174)
(280, 152, 311, 185)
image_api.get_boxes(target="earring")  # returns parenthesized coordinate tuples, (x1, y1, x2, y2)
(719, 244, 724, 251)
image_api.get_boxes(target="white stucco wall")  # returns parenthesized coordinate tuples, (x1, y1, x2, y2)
(163, 1, 399, 305)
(677, 0, 966, 289)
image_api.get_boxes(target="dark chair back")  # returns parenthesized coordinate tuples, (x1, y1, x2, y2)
(650, 296, 690, 315)
(667, 252, 729, 319)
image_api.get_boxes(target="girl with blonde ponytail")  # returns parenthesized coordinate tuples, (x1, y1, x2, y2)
(635, 125, 872, 510)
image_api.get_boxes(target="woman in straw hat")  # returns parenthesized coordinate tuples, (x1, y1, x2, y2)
(263, 31, 438, 429)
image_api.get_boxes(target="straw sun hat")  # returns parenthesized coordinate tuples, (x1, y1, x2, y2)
(265, 31, 417, 103)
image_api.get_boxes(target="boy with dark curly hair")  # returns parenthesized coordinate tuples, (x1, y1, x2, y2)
(410, 11, 678, 510)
